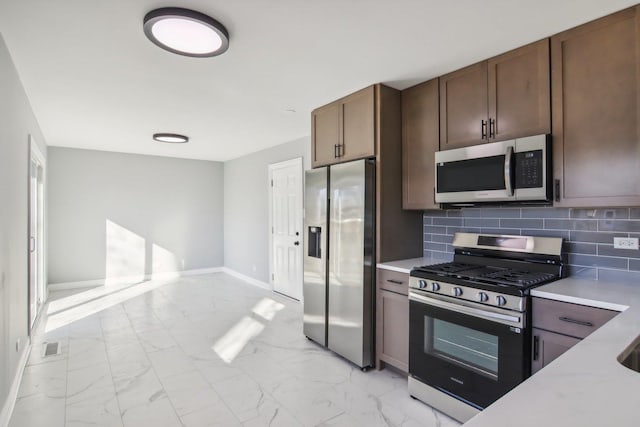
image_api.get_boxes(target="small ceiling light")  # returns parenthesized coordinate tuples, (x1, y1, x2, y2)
(143, 7, 229, 57)
(153, 133, 189, 143)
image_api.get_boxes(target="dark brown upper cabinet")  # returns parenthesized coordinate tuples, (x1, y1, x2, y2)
(440, 39, 550, 150)
(311, 85, 375, 168)
(552, 5, 640, 207)
(402, 79, 440, 210)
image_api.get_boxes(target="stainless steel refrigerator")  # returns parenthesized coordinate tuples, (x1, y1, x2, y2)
(303, 159, 375, 369)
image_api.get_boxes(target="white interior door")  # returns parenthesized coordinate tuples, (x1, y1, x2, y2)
(269, 157, 303, 300)
(29, 137, 45, 332)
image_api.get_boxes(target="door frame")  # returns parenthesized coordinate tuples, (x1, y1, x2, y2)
(28, 135, 46, 334)
(267, 156, 304, 300)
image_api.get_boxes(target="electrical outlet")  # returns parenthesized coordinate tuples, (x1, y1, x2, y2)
(613, 237, 639, 250)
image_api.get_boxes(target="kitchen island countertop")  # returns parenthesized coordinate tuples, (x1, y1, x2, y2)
(464, 277, 640, 426)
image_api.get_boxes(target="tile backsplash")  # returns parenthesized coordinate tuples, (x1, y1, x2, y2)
(423, 207, 640, 282)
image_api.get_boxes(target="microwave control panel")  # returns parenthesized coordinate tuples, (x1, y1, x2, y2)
(515, 150, 543, 188)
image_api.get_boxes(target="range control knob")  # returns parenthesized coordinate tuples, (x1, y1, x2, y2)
(452, 287, 463, 297)
(496, 295, 507, 306)
(431, 282, 440, 292)
(418, 280, 427, 289)
(478, 292, 489, 303)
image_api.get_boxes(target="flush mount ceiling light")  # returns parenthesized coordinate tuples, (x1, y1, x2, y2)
(143, 7, 229, 57)
(153, 133, 189, 143)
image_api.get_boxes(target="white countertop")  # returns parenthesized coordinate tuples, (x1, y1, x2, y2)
(464, 277, 640, 427)
(377, 254, 452, 274)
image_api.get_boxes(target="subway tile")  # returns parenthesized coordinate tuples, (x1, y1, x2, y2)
(631, 208, 640, 219)
(423, 233, 432, 242)
(424, 225, 447, 235)
(431, 234, 452, 244)
(446, 227, 481, 235)
(446, 244, 455, 253)
(521, 207, 570, 218)
(464, 218, 499, 228)
(628, 259, 640, 271)
(598, 220, 640, 232)
(481, 228, 520, 235)
(570, 208, 629, 220)
(597, 269, 640, 284)
(521, 229, 570, 239)
(564, 265, 598, 280)
(423, 210, 447, 218)
(423, 216, 432, 225)
(597, 244, 640, 259)
(479, 208, 521, 218)
(569, 231, 626, 244)
(433, 217, 463, 226)
(424, 242, 447, 252)
(544, 219, 597, 231)
(564, 242, 597, 255)
(446, 210, 463, 217)
(459, 208, 483, 217)
(500, 218, 543, 229)
(567, 254, 628, 269)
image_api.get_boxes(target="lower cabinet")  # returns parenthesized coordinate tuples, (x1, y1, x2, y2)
(531, 297, 618, 374)
(376, 269, 409, 372)
(531, 327, 580, 374)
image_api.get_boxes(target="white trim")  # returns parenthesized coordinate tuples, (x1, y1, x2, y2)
(221, 267, 271, 290)
(29, 134, 47, 331)
(0, 341, 31, 427)
(267, 156, 304, 299)
(47, 267, 224, 291)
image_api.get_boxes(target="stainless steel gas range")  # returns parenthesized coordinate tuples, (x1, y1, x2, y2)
(408, 232, 564, 423)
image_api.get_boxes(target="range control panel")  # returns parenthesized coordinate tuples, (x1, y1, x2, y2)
(408, 277, 525, 312)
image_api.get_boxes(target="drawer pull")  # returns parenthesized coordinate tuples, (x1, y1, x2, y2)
(559, 316, 594, 328)
(533, 335, 540, 361)
(386, 279, 404, 285)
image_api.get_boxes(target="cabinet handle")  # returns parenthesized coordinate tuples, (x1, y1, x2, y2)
(559, 316, 594, 328)
(533, 335, 540, 361)
(481, 120, 487, 140)
(554, 179, 561, 202)
(489, 118, 496, 139)
(334, 144, 338, 158)
(338, 144, 344, 158)
(386, 279, 404, 285)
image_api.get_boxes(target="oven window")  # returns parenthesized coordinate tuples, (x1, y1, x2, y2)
(425, 318, 499, 379)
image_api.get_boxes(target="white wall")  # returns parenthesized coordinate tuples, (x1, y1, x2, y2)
(0, 34, 48, 418)
(47, 147, 224, 284)
(224, 136, 311, 284)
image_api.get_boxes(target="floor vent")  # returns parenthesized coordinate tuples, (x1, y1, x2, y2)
(42, 342, 61, 357)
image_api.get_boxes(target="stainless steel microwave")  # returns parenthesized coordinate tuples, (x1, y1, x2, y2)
(435, 134, 551, 206)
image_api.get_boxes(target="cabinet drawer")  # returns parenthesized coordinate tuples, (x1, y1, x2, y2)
(377, 269, 409, 295)
(532, 297, 618, 339)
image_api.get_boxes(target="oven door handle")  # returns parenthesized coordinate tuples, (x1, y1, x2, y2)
(409, 291, 523, 327)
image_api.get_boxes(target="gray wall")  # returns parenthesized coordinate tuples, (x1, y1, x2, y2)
(0, 34, 48, 415)
(424, 207, 640, 282)
(224, 136, 311, 283)
(48, 147, 224, 284)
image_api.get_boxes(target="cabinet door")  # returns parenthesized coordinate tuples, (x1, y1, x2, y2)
(488, 39, 550, 141)
(552, 6, 640, 207)
(376, 289, 409, 372)
(341, 86, 375, 162)
(312, 102, 341, 168)
(439, 62, 488, 149)
(531, 328, 580, 374)
(402, 79, 440, 210)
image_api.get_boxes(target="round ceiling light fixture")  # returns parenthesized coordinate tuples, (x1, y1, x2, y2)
(143, 7, 229, 57)
(153, 133, 189, 143)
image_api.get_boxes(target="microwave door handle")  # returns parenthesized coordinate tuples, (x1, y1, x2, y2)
(504, 146, 514, 197)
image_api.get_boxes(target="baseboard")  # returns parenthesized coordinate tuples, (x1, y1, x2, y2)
(48, 267, 224, 291)
(0, 341, 31, 427)
(220, 267, 272, 291)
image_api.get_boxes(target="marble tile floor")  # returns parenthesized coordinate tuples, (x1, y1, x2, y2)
(10, 273, 460, 427)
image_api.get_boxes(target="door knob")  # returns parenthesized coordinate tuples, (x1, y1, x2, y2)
(295, 232, 299, 236)
(294, 241, 300, 246)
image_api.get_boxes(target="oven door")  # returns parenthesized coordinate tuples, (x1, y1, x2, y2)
(408, 290, 527, 409)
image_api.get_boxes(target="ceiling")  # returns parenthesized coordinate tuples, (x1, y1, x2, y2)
(0, 0, 637, 162)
